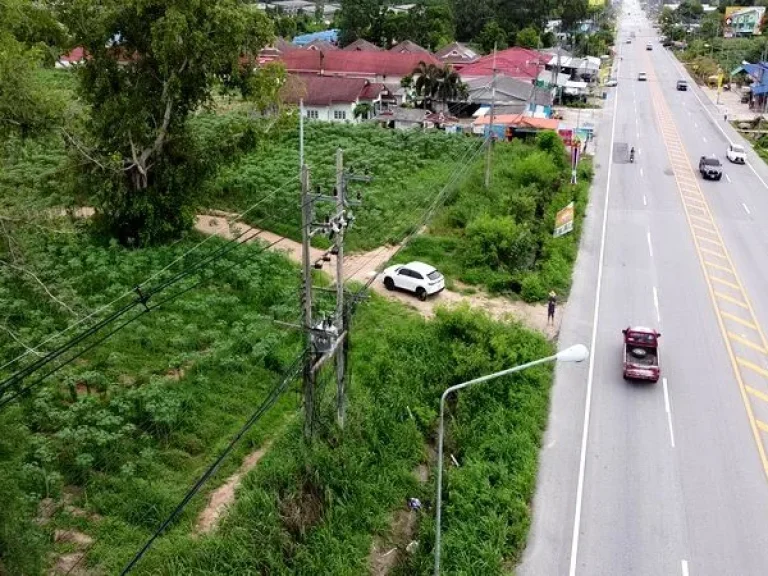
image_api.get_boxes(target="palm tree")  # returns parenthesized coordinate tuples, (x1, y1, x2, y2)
(434, 64, 466, 112)
(412, 61, 440, 110)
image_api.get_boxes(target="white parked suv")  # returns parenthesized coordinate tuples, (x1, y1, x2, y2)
(726, 143, 746, 164)
(382, 261, 445, 301)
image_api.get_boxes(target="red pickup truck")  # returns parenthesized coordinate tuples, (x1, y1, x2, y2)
(622, 326, 661, 382)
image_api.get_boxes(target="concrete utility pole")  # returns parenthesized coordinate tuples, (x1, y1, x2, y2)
(300, 163, 314, 440)
(334, 148, 346, 428)
(484, 43, 498, 189)
(298, 148, 370, 439)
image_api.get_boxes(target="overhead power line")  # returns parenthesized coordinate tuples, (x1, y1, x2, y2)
(120, 348, 307, 575)
(0, 223, 304, 409)
(0, 178, 300, 374)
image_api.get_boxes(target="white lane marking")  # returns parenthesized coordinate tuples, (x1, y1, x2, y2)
(664, 49, 768, 193)
(653, 286, 661, 322)
(640, 167, 645, 177)
(663, 378, 676, 448)
(682, 559, 689, 576)
(702, 136, 708, 143)
(568, 37, 621, 576)
(647, 231, 654, 258)
(743, 202, 751, 215)
(694, 122, 699, 128)
(643, 195, 648, 206)
(637, 129, 640, 138)
(725, 174, 732, 183)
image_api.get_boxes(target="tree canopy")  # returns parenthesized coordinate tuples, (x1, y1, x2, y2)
(0, 0, 66, 136)
(57, 0, 273, 246)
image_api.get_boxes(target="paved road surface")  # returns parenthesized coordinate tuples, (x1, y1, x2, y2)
(519, 2, 768, 575)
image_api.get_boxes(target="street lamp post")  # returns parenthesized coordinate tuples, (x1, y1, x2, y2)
(432, 344, 589, 575)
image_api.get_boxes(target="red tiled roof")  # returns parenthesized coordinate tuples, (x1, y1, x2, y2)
(280, 74, 389, 105)
(360, 82, 390, 99)
(389, 40, 431, 55)
(305, 39, 339, 51)
(460, 47, 551, 80)
(60, 46, 86, 62)
(343, 38, 383, 52)
(279, 50, 440, 78)
(473, 114, 560, 130)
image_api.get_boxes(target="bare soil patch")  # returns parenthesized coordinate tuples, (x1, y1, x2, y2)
(195, 441, 273, 534)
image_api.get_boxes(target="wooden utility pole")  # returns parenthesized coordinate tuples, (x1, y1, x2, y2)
(300, 164, 315, 440)
(484, 43, 498, 189)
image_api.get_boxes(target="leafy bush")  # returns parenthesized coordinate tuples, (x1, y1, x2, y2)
(401, 138, 593, 300)
(463, 215, 535, 273)
(125, 300, 552, 576)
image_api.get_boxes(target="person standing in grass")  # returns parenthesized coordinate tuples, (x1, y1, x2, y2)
(547, 291, 557, 325)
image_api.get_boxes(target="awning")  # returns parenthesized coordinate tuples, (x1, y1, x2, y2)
(751, 83, 768, 95)
(473, 106, 490, 118)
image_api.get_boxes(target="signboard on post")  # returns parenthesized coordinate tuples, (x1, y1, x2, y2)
(554, 202, 575, 238)
(724, 6, 765, 37)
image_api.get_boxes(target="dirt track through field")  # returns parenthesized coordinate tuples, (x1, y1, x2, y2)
(195, 214, 562, 337)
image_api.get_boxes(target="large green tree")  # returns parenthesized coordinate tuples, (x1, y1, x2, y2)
(0, 0, 65, 136)
(476, 20, 509, 54)
(58, 0, 273, 246)
(338, 0, 454, 49)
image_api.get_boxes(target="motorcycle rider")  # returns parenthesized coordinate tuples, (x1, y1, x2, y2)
(629, 146, 635, 162)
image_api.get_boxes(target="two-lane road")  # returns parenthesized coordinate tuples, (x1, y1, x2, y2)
(520, 3, 768, 575)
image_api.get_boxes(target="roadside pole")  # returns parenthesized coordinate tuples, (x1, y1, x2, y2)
(334, 148, 346, 428)
(484, 44, 498, 189)
(300, 164, 315, 440)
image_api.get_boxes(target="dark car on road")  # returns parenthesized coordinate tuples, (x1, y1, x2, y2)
(676, 79, 688, 91)
(699, 155, 723, 180)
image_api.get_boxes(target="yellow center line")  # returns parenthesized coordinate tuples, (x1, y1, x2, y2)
(729, 332, 768, 354)
(721, 311, 759, 330)
(704, 260, 735, 274)
(738, 357, 768, 378)
(747, 385, 768, 404)
(646, 53, 768, 482)
(692, 223, 717, 235)
(710, 275, 741, 291)
(715, 291, 749, 309)
(695, 234, 723, 247)
(700, 247, 728, 259)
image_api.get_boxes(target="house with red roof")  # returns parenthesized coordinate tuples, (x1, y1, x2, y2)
(279, 74, 394, 122)
(459, 47, 553, 81)
(435, 42, 480, 70)
(56, 46, 86, 68)
(389, 40, 431, 55)
(278, 50, 440, 83)
(343, 38, 382, 52)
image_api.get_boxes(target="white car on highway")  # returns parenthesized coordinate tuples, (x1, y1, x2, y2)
(382, 261, 445, 301)
(726, 143, 746, 164)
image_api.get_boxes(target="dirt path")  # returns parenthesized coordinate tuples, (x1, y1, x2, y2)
(195, 441, 273, 535)
(196, 213, 562, 337)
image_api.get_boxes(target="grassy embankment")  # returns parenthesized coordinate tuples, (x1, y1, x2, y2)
(1, 69, 587, 574)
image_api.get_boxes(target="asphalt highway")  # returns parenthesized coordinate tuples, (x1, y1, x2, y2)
(519, 2, 768, 575)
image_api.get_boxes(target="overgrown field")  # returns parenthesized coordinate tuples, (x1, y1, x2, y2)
(1, 220, 555, 574)
(2, 71, 480, 254)
(0, 225, 307, 575)
(119, 299, 553, 575)
(393, 134, 593, 302)
(205, 121, 480, 251)
(2, 69, 573, 575)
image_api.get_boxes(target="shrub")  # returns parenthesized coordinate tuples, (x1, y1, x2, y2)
(463, 215, 536, 273)
(520, 273, 546, 303)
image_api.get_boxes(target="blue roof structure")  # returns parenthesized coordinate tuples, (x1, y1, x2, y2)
(292, 29, 339, 46)
(734, 61, 768, 95)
